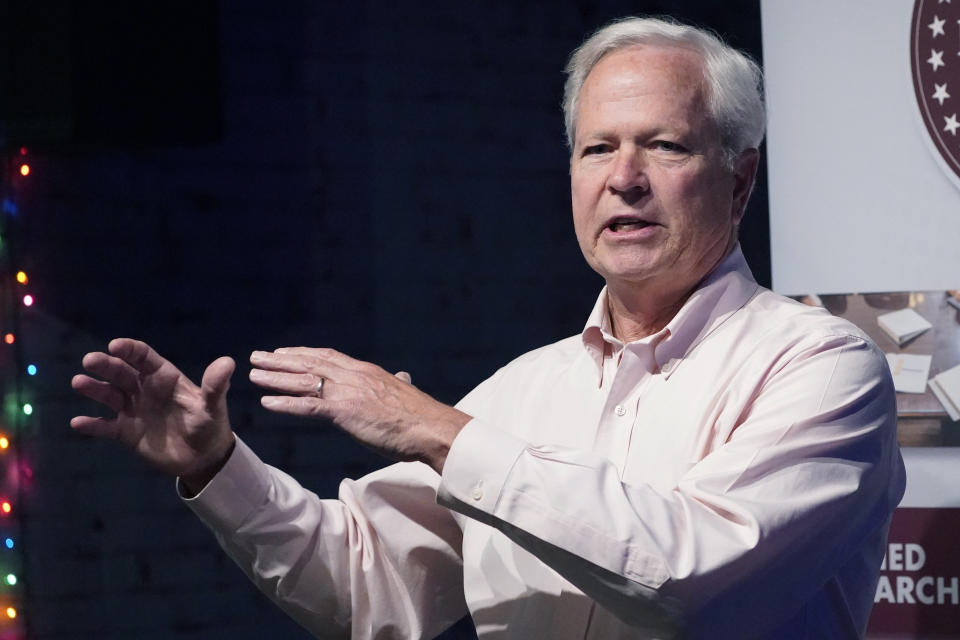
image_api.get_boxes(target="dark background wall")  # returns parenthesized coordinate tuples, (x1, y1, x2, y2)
(2, 1, 766, 638)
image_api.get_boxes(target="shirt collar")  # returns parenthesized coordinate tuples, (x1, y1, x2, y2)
(580, 244, 761, 382)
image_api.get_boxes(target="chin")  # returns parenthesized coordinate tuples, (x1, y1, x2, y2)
(598, 269, 664, 289)
(597, 258, 663, 282)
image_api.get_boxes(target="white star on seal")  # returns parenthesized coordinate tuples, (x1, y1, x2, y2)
(929, 16, 947, 37)
(928, 49, 946, 71)
(945, 113, 960, 135)
(933, 83, 951, 105)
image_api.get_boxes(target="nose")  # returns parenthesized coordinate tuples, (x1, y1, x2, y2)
(606, 147, 649, 195)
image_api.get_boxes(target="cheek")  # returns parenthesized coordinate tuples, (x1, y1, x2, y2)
(668, 172, 731, 232)
(571, 212, 592, 253)
(570, 175, 594, 229)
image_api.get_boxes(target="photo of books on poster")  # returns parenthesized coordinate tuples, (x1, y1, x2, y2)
(793, 291, 960, 447)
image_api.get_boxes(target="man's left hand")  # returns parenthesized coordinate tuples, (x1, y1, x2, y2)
(249, 347, 471, 474)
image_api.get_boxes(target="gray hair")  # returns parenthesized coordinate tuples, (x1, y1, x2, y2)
(563, 16, 765, 166)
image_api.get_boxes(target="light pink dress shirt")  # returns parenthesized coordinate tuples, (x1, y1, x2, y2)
(184, 246, 905, 639)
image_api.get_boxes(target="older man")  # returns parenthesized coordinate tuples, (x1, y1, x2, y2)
(73, 17, 904, 639)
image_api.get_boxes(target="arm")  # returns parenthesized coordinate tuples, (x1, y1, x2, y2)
(248, 337, 904, 634)
(182, 439, 467, 639)
(438, 335, 905, 634)
(73, 339, 468, 639)
(71, 338, 236, 484)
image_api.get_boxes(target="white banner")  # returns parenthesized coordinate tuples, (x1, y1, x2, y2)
(761, 1, 960, 295)
(900, 447, 960, 507)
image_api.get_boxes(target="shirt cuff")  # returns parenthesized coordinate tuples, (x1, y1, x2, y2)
(438, 417, 528, 515)
(177, 436, 272, 532)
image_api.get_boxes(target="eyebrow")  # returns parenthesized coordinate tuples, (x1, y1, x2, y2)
(577, 130, 620, 145)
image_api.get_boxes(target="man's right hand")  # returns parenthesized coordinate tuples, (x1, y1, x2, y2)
(71, 338, 236, 492)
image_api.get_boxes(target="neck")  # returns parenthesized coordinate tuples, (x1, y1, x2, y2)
(605, 242, 736, 343)
(605, 282, 693, 342)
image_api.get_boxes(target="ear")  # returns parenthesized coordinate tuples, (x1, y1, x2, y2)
(730, 148, 759, 225)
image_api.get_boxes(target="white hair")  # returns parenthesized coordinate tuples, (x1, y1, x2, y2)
(563, 16, 765, 166)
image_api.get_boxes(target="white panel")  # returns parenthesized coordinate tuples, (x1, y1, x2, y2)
(900, 447, 960, 507)
(761, 1, 960, 294)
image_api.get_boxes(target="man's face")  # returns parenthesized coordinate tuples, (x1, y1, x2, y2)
(570, 45, 756, 295)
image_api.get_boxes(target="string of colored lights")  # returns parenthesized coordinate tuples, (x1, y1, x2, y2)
(0, 146, 31, 638)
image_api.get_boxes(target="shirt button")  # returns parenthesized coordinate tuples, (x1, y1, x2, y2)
(615, 405, 627, 416)
(471, 486, 483, 501)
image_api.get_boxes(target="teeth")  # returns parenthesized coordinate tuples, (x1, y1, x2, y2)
(610, 221, 649, 232)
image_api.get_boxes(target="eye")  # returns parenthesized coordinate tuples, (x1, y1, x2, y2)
(654, 140, 687, 153)
(582, 143, 612, 156)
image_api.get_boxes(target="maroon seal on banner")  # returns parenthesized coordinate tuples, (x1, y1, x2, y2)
(912, 0, 960, 185)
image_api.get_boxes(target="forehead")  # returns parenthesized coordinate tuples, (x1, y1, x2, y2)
(576, 45, 710, 132)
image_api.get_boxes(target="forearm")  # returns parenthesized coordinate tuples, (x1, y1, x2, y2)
(181, 437, 468, 639)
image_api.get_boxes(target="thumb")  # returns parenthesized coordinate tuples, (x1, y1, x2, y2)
(201, 356, 236, 410)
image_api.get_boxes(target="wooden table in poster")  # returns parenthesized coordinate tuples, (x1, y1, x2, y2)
(821, 291, 960, 446)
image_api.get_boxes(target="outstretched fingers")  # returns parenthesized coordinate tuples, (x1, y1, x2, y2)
(249, 349, 352, 397)
(81, 351, 141, 397)
(69, 415, 123, 440)
(71, 374, 128, 414)
(201, 356, 235, 411)
(274, 346, 357, 366)
(260, 394, 334, 418)
(248, 368, 325, 397)
(108, 338, 169, 376)
(251, 347, 362, 375)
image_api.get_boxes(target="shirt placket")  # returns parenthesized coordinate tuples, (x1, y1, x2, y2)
(593, 344, 655, 475)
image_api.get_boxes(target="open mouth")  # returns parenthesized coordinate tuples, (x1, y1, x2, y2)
(607, 217, 654, 232)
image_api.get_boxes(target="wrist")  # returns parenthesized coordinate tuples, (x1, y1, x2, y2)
(423, 410, 471, 475)
(180, 435, 236, 497)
